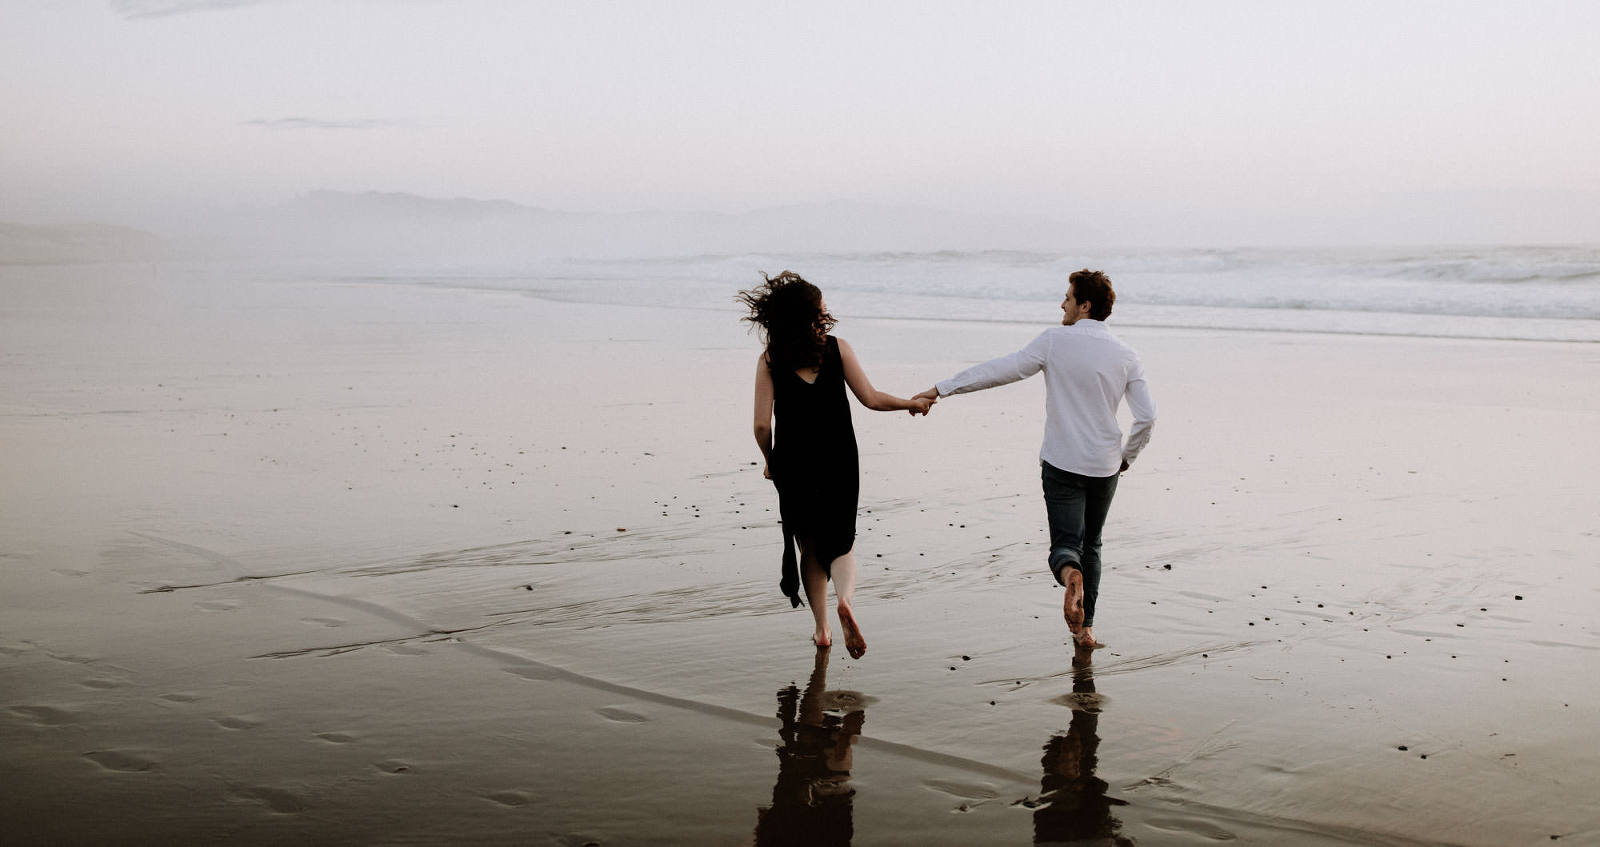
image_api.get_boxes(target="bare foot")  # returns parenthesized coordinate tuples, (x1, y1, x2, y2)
(812, 631, 832, 649)
(1074, 627, 1105, 649)
(837, 603, 866, 659)
(1062, 568, 1084, 635)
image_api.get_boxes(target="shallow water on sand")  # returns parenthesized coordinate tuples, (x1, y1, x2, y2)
(3, 264, 1598, 844)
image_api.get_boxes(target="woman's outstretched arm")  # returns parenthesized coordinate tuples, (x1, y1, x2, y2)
(838, 337, 934, 415)
(753, 353, 776, 478)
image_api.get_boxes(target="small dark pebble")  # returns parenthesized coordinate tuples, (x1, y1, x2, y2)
(1420, 754, 1427, 759)
(989, 700, 996, 705)
(1398, 745, 1408, 751)
(523, 584, 533, 591)
(1247, 622, 1254, 626)
(962, 655, 971, 661)
(949, 666, 956, 671)
(1515, 595, 1523, 600)
(1163, 563, 1172, 570)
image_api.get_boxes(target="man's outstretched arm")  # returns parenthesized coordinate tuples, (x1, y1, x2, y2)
(916, 330, 1051, 402)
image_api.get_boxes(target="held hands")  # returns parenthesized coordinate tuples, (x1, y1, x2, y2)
(908, 387, 939, 416)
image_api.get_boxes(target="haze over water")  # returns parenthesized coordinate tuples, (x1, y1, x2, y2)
(5, 4, 1600, 846)
(4, 2, 1599, 250)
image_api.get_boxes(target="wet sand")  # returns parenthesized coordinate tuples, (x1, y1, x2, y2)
(3, 262, 1598, 845)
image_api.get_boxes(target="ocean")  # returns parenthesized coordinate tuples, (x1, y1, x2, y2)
(331, 244, 1600, 343)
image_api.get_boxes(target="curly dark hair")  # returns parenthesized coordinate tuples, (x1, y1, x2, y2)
(1068, 269, 1116, 321)
(737, 271, 836, 372)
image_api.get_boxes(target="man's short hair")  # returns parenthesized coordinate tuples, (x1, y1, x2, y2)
(1069, 269, 1115, 321)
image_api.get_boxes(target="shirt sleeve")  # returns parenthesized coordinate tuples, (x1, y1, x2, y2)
(1121, 357, 1156, 466)
(935, 330, 1050, 397)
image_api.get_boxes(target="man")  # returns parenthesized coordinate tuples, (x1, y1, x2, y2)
(914, 269, 1155, 649)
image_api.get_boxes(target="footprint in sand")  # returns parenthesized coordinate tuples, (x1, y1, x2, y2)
(213, 715, 264, 730)
(923, 779, 1000, 802)
(374, 759, 411, 774)
(483, 790, 532, 807)
(83, 750, 159, 773)
(195, 600, 240, 612)
(228, 784, 307, 814)
(300, 617, 344, 628)
(79, 677, 131, 690)
(1144, 816, 1237, 841)
(314, 731, 358, 744)
(158, 692, 204, 704)
(46, 651, 100, 666)
(927, 778, 1001, 810)
(595, 706, 649, 724)
(503, 665, 558, 682)
(9, 705, 82, 726)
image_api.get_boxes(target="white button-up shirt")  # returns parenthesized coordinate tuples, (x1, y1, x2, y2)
(935, 320, 1155, 477)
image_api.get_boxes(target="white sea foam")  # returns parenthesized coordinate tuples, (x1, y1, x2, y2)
(334, 244, 1600, 343)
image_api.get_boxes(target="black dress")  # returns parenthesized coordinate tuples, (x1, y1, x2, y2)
(770, 335, 859, 607)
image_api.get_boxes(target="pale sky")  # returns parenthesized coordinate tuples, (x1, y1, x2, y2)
(3, 0, 1598, 244)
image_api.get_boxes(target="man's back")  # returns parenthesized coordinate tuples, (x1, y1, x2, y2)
(934, 319, 1155, 477)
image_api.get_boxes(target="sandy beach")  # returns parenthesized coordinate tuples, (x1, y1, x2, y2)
(3, 261, 1598, 845)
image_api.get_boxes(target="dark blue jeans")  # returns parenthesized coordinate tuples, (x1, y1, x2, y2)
(1041, 461, 1119, 627)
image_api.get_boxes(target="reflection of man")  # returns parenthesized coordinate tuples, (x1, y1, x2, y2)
(916, 270, 1155, 649)
(754, 647, 863, 846)
(1030, 645, 1132, 845)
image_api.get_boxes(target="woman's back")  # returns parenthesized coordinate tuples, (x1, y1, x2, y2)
(772, 335, 857, 467)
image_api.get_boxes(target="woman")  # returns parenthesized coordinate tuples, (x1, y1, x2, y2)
(740, 272, 933, 658)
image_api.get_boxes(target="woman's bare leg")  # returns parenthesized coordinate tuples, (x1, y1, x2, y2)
(830, 551, 866, 659)
(800, 542, 831, 647)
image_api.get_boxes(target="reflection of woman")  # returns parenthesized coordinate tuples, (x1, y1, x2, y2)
(754, 647, 865, 847)
(741, 272, 932, 657)
(1031, 647, 1132, 846)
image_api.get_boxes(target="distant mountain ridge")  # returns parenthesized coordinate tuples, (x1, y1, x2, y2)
(0, 222, 165, 265)
(196, 191, 1087, 265)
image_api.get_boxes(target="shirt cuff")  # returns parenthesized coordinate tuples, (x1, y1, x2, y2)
(935, 379, 957, 397)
